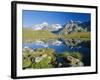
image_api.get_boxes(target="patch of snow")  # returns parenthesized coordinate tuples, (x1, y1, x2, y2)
(32, 22, 48, 30)
(51, 24, 62, 31)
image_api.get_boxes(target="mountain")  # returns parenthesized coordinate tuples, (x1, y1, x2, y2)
(27, 20, 90, 35)
(78, 21, 90, 31)
(32, 22, 62, 31)
(32, 22, 49, 30)
(58, 20, 89, 35)
(50, 24, 62, 31)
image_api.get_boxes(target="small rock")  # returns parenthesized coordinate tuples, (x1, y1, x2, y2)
(35, 57, 43, 63)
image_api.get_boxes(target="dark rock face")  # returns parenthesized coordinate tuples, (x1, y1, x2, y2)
(58, 20, 88, 35)
(78, 21, 91, 31)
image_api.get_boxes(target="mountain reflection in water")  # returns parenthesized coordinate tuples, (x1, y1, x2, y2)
(23, 39, 91, 66)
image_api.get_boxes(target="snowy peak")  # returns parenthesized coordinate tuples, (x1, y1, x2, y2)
(69, 20, 82, 24)
(58, 20, 88, 35)
(41, 22, 48, 26)
(32, 22, 48, 30)
(51, 24, 62, 30)
(32, 22, 62, 31)
(31, 20, 89, 34)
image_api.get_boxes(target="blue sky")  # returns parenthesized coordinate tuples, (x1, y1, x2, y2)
(22, 10, 91, 27)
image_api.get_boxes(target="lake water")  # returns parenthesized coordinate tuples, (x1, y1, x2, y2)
(23, 39, 91, 66)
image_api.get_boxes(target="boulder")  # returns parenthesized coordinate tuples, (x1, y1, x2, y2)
(66, 55, 84, 67)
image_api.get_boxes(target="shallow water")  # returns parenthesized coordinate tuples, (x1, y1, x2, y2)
(23, 39, 91, 66)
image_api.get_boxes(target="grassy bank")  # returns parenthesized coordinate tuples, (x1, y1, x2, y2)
(23, 28, 90, 43)
(62, 32, 90, 41)
(23, 28, 58, 43)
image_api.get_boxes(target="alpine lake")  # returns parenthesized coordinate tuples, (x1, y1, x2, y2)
(22, 36, 91, 69)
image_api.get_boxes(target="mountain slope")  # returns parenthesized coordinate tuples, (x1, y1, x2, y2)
(58, 20, 88, 35)
(78, 21, 90, 31)
(23, 28, 58, 43)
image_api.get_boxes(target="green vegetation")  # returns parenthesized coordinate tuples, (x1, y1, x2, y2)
(22, 47, 84, 69)
(31, 57, 53, 68)
(22, 28, 89, 69)
(22, 48, 56, 69)
(23, 58, 32, 68)
(23, 28, 58, 43)
(62, 32, 90, 41)
(61, 51, 83, 60)
(57, 51, 84, 67)
(23, 28, 90, 43)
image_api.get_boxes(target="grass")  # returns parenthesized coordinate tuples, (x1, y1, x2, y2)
(23, 47, 84, 69)
(22, 28, 89, 68)
(23, 57, 32, 68)
(23, 28, 58, 43)
(60, 51, 83, 60)
(22, 48, 56, 69)
(23, 28, 90, 43)
(62, 32, 90, 41)
(31, 57, 53, 69)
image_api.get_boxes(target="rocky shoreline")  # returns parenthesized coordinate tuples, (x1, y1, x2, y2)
(22, 47, 84, 69)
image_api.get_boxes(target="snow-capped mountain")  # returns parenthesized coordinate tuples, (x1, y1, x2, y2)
(32, 22, 62, 31)
(31, 20, 90, 34)
(32, 22, 49, 30)
(58, 20, 88, 35)
(51, 24, 62, 31)
(78, 21, 90, 31)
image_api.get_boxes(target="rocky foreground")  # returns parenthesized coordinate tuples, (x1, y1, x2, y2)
(22, 47, 84, 69)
